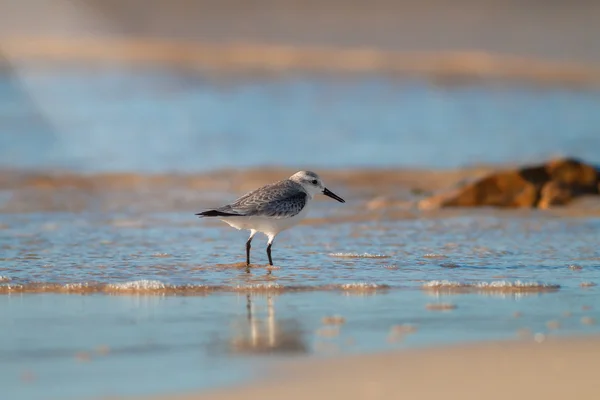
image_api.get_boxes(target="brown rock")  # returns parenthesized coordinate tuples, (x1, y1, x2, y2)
(418, 187, 463, 210)
(421, 158, 599, 209)
(546, 157, 599, 193)
(538, 181, 574, 209)
(437, 170, 540, 208)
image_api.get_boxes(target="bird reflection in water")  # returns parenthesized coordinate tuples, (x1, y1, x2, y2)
(229, 294, 307, 355)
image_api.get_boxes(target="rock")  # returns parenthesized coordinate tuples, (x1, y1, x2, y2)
(546, 158, 599, 192)
(418, 187, 463, 210)
(538, 181, 573, 209)
(420, 158, 600, 209)
(421, 170, 541, 208)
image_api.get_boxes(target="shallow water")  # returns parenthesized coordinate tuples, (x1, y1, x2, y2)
(3, 289, 599, 400)
(2, 69, 600, 400)
(2, 68, 600, 172)
(2, 212, 600, 292)
(2, 210, 600, 400)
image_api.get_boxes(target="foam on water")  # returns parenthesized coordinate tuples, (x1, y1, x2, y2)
(338, 282, 388, 290)
(0, 281, 395, 294)
(422, 280, 561, 292)
(422, 254, 449, 259)
(106, 280, 169, 291)
(62, 282, 92, 290)
(0, 281, 210, 294)
(328, 253, 390, 258)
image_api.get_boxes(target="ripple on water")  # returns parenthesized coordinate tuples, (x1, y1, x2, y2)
(338, 282, 388, 291)
(0, 281, 211, 294)
(328, 253, 390, 259)
(422, 280, 561, 293)
(0, 281, 392, 294)
(106, 280, 169, 291)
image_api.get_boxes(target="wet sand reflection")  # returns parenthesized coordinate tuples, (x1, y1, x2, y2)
(229, 295, 307, 355)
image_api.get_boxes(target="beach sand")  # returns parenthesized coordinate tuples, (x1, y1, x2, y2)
(139, 335, 600, 400)
(4, 1, 600, 86)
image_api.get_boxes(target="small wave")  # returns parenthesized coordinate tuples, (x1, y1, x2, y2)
(63, 282, 93, 290)
(0, 276, 10, 282)
(338, 282, 388, 290)
(0, 280, 210, 294)
(422, 254, 448, 259)
(151, 253, 171, 258)
(422, 280, 560, 292)
(106, 280, 169, 291)
(104, 280, 211, 293)
(329, 253, 389, 259)
(0, 281, 390, 294)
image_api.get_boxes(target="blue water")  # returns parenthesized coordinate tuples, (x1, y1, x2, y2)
(1, 68, 600, 173)
(2, 289, 599, 400)
(2, 68, 600, 400)
(2, 213, 600, 290)
(2, 211, 600, 400)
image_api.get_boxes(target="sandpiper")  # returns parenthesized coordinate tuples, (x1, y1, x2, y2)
(196, 171, 345, 267)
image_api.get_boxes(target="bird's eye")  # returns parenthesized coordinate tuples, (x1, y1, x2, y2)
(311, 179, 318, 185)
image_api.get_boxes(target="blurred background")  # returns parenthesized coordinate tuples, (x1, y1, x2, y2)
(3, 3, 600, 400)
(2, 0, 600, 173)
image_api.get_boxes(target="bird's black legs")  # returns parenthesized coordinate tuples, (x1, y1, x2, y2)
(266, 234, 276, 266)
(265, 234, 277, 268)
(245, 230, 257, 272)
(246, 231, 276, 271)
(265, 235, 276, 275)
(266, 243, 273, 266)
(246, 237, 252, 266)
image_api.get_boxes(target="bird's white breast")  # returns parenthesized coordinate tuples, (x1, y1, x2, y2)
(220, 202, 311, 236)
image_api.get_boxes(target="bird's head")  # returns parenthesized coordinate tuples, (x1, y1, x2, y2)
(290, 171, 345, 202)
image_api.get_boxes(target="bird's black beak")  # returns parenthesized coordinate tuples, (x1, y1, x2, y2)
(322, 187, 345, 203)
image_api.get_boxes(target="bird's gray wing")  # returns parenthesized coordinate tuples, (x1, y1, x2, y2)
(221, 180, 307, 218)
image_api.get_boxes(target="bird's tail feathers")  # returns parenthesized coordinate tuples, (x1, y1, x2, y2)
(195, 210, 241, 218)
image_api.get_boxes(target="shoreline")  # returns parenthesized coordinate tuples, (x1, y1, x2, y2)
(2, 165, 600, 217)
(3, 37, 600, 87)
(137, 334, 600, 400)
(0, 279, 562, 295)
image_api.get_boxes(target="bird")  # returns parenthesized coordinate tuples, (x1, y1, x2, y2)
(196, 171, 345, 267)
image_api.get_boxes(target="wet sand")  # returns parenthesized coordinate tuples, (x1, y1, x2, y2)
(143, 335, 600, 400)
(4, 37, 600, 86)
(5, 0, 600, 88)
(5, 1, 600, 66)
(3, 167, 600, 217)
